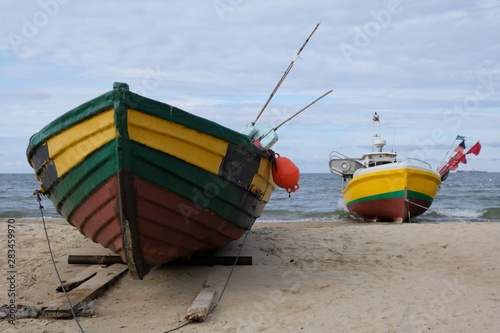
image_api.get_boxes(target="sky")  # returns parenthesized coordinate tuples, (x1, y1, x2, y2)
(1, 0, 499, 174)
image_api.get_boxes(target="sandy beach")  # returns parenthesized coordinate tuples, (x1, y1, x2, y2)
(1, 219, 499, 333)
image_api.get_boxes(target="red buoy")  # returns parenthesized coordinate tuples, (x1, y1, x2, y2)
(272, 153, 300, 194)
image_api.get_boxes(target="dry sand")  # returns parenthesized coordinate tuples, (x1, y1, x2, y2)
(1, 219, 499, 333)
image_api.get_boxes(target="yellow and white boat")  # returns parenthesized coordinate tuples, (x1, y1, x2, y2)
(329, 113, 441, 222)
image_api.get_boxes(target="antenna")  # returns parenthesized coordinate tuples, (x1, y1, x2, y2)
(371, 112, 385, 152)
(252, 22, 321, 125)
(391, 128, 396, 152)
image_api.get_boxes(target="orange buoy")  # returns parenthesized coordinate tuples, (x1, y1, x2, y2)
(272, 153, 300, 194)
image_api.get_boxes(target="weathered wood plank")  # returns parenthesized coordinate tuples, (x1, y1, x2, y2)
(41, 264, 128, 318)
(185, 287, 216, 322)
(56, 266, 98, 292)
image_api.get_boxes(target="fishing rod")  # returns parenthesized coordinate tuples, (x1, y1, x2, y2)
(252, 21, 321, 125)
(258, 89, 333, 140)
(275, 89, 333, 130)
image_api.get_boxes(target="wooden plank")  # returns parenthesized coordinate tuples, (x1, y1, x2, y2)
(185, 287, 216, 322)
(41, 264, 128, 318)
(56, 266, 98, 292)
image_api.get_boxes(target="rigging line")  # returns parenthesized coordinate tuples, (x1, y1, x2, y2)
(35, 190, 85, 333)
(253, 21, 321, 125)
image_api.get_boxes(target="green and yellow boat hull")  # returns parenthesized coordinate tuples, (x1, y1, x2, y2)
(343, 162, 441, 222)
(27, 82, 275, 279)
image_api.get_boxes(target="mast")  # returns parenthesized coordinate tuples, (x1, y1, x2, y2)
(371, 112, 385, 152)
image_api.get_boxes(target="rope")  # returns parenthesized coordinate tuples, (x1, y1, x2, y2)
(35, 190, 85, 333)
(163, 319, 193, 333)
(210, 229, 250, 313)
(404, 199, 432, 222)
(162, 229, 251, 333)
(35, 189, 249, 333)
(404, 199, 429, 210)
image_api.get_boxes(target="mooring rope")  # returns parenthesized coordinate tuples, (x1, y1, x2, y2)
(162, 318, 193, 332)
(163, 229, 251, 333)
(404, 199, 432, 222)
(35, 190, 85, 333)
(210, 229, 251, 313)
(405, 199, 429, 210)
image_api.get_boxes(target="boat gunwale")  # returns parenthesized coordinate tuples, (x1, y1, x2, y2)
(26, 90, 117, 162)
(26, 82, 278, 279)
(343, 161, 441, 207)
(27, 83, 272, 164)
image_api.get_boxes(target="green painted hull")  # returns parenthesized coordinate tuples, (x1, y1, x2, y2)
(27, 82, 276, 279)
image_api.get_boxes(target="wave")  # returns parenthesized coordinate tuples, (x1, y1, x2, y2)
(260, 206, 500, 223)
(0, 208, 60, 219)
(481, 207, 500, 220)
(259, 208, 359, 223)
(431, 208, 485, 218)
(418, 207, 500, 222)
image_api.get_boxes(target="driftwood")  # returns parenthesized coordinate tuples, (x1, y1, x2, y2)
(185, 287, 216, 322)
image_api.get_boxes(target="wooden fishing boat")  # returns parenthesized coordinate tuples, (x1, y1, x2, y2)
(27, 82, 278, 279)
(329, 113, 481, 222)
(334, 158, 442, 222)
(329, 113, 442, 222)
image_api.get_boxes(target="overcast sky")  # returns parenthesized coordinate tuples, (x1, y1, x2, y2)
(1, 0, 499, 174)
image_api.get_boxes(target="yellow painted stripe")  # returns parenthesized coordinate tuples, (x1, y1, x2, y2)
(128, 109, 275, 199)
(343, 168, 406, 203)
(250, 158, 276, 202)
(128, 109, 227, 175)
(407, 169, 441, 197)
(48, 109, 116, 177)
(343, 167, 440, 203)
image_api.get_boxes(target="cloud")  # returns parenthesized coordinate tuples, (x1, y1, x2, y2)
(0, 0, 499, 173)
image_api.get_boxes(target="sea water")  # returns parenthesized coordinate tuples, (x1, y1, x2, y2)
(0, 173, 59, 219)
(1, 173, 499, 222)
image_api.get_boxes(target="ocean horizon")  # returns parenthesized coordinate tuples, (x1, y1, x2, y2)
(1, 172, 499, 223)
